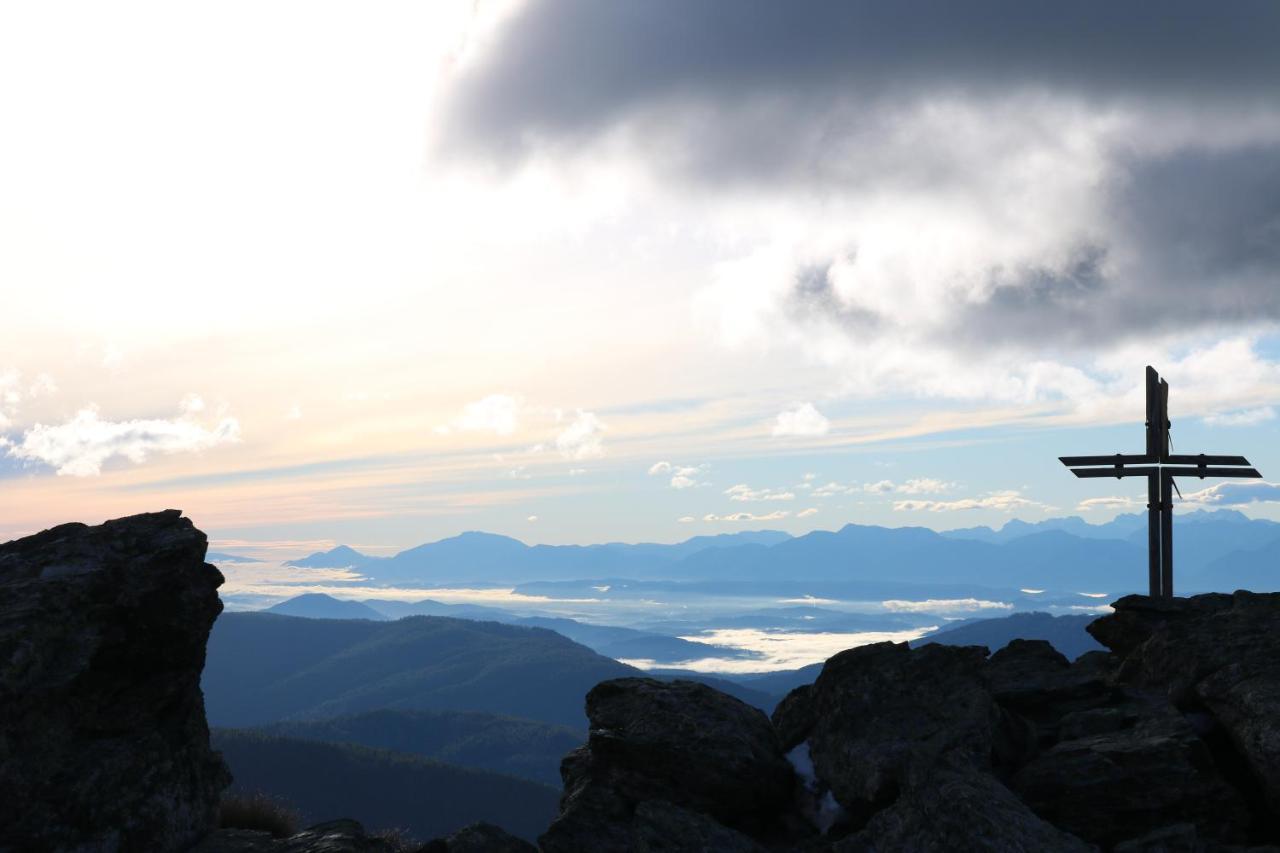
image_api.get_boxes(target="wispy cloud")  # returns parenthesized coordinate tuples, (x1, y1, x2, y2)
(556, 409, 606, 459)
(882, 598, 1013, 614)
(725, 483, 795, 502)
(649, 460, 707, 489)
(702, 510, 790, 522)
(1077, 495, 1141, 511)
(442, 394, 523, 436)
(772, 402, 830, 437)
(1180, 481, 1280, 507)
(893, 490, 1043, 513)
(1203, 406, 1276, 427)
(6, 400, 240, 476)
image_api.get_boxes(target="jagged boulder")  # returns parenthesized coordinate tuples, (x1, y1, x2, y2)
(773, 641, 1086, 849)
(1092, 590, 1280, 817)
(0, 511, 230, 852)
(773, 643, 1008, 809)
(539, 677, 798, 852)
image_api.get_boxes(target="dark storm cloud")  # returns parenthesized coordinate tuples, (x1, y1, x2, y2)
(444, 0, 1280, 161)
(940, 145, 1280, 348)
(441, 1, 1280, 351)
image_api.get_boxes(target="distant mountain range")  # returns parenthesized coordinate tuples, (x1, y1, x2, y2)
(212, 729, 558, 843)
(202, 611, 776, 729)
(263, 592, 762, 664)
(914, 611, 1104, 660)
(256, 509, 1279, 594)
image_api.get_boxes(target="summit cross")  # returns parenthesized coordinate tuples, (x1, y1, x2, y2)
(1060, 366, 1262, 598)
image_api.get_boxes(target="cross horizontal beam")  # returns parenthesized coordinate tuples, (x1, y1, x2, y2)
(1059, 453, 1252, 467)
(1069, 466, 1260, 479)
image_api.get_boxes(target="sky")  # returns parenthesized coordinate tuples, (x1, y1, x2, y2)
(1, 1, 1279, 553)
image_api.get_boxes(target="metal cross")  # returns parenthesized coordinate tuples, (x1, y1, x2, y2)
(1060, 366, 1262, 598)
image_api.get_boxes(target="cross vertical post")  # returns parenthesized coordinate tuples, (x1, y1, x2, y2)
(1146, 471, 1160, 597)
(1060, 365, 1261, 598)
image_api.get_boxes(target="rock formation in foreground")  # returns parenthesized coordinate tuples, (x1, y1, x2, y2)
(0, 510, 230, 852)
(544, 591, 1280, 851)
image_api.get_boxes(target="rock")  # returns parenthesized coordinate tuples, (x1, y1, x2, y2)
(539, 677, 798, 852)
(192, 819, 396, 853)
(1092, 592, 1280, 816)
(419, 822, 536, 852)
(773, 642, 1005, 818)
(0, 510, 230, 853)
(1011, 691, 1251, 847)
(833, 768, 1092, 852)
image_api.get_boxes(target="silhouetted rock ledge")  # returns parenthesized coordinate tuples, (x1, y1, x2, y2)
(0, 510, 230, 852)
(543, 592, 1280, 851)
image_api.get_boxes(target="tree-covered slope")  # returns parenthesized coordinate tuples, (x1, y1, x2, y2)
(212, 730, 558, 843)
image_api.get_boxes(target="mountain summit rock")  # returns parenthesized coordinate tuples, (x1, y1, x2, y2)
(0, 510, 230, 852)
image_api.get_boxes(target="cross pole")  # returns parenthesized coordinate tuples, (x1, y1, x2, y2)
(1060, 366, 1262, 598)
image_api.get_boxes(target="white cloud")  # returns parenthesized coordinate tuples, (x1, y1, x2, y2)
(677, 515, 696, 523)
(893, 490, 1044, 513)
(863, 479, 895, 494)
(7, 402, 241, 476)
(725, 483, 795, 502)
(771, 402, 830, 437)
(650, 460, 707, 489)
(526, 515, 538, 522)
(1077, 495, 1141, 511)
(454, 394, 522, 435)
(811, 481, 856, 498)
(285, 404, 303, 420)
(568, 467, 587, 476)
(556, 409, 605, 459)
(28, 373, 57, 398)
(670, 465, 707, 489)
(881, 598, 1014, 614)
(1180, 481, 1280, 507)
(897, 478, 955, 495)
(702, 510, 791, 522)
(1203, 406, 1276, 427)
(797, 507, 818, 518)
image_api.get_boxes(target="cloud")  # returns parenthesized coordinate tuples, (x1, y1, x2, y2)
(702, 510, 791, 523)
(438, 2, 1280, 406)
(772, 403, 830, 437)
(897, 478, 955, 495)
(1180, 481, 1280, 507)
(1078, 496, 1142, 511)
(6, 402, 241, 476)
(677, 515, 696, 523)
(650, 460, 707, 489)
(526, 515, 538, 522)
(556, 409, 605, 459)
(1203, 406, 1276, 427)
(881, 598, 1014, 614)
(725, 484, 795, 502)
(893, 490, 1044, 513)
(811, 478, 956, 498)
(452, 394, 522, 435)
(811, 481, 856, 498)
(797, 507, 819, 518)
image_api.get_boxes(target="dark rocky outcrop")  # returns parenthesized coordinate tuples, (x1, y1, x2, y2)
(420, 822, 537, 852)
(192, 820, 395, 853)
(539, 677, 798, 851)
(0, 510, 230, 853)
(546, 593, 1280, 851)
